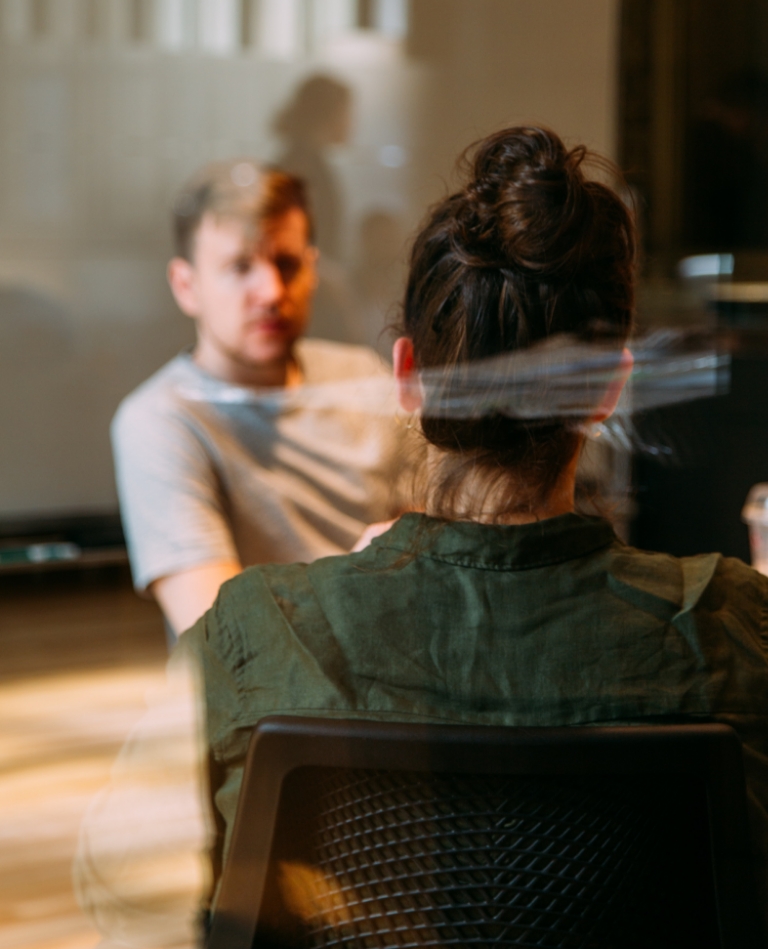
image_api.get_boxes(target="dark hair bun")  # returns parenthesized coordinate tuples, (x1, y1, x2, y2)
(457, 127, 619, 281)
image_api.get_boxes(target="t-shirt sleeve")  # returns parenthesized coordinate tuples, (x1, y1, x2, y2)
(112, 395, 239, 592)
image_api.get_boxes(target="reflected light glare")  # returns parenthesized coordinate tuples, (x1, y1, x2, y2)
(174, 330, 727, 463)
(378, 144, 406, 167)
(677, 254, 735, 279)
(231, 162, 258, 188)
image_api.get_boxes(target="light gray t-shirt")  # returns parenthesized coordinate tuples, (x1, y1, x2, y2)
(112, 339, 409, 592)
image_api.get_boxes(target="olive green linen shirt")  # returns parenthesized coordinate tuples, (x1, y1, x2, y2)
(186, 512, 768, 905)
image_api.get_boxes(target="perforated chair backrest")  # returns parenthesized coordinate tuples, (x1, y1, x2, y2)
(207, 718, 763, 949)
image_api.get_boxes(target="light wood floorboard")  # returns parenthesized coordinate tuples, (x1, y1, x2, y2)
(0, 569, 169, 949)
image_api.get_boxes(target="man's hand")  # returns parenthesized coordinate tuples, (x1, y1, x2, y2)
(150, 560, 242, 637)
(351, 520, 396, 553)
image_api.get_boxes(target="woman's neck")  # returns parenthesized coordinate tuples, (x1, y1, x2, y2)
(422, 446, 580, 525)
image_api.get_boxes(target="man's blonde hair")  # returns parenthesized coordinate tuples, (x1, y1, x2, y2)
(172, 159, 312, 261)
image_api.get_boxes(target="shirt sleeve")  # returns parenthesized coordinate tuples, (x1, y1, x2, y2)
(112, 394, 239, 592)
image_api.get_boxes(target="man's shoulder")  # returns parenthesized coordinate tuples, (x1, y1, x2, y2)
(298, 337, 390, 385)
(112, 353, 197, 434)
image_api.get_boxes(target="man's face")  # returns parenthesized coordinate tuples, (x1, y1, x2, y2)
(169, 207, 316, 384)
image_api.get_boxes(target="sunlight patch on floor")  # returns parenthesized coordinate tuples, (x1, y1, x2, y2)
(0, 663, 173, 949)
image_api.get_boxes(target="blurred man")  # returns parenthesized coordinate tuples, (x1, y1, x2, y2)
(112, 160, 405, 635)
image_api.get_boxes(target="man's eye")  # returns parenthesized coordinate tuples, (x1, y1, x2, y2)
(274, 255, 302, 283)
(233, 259, 251, 275)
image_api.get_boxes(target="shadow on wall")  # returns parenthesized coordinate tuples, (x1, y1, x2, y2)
(273, 73, 352, 262)
(0, 284, 193, 517)
(0, 287, 85, 514)
(273, 74, 362, 346)
(351, 209, 407, 359)
(271, 75, 410, 354)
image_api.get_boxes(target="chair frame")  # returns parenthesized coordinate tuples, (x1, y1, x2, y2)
(206, 717, 763, 949)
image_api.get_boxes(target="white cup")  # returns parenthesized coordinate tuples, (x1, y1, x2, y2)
(742, 483, 768, 575)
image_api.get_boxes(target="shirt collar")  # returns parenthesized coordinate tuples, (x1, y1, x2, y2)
(371, 512, 616, 571)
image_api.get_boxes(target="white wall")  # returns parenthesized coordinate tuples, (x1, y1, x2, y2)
(477, 0, 618, 156)
(0, 0, 619, 520)
(408, 0, 619, 208)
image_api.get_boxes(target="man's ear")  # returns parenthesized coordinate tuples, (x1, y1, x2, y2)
(167, 257, 200, 318)
(393, 336, 423, 413)
(593, 347, 633, 422)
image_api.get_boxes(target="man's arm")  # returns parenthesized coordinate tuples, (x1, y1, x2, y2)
(351, 519, 397, 552)
(151, 560, 242, 637)
(112, 384, 246, 634)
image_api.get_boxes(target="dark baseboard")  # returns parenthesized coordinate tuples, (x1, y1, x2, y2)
(0, 510, 127, 573)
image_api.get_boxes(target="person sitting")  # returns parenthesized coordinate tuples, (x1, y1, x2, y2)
(111, 160, 409, 636)
(186, 127, 768, 918)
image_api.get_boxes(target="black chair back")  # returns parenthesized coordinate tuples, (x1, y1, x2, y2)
(207, 718, 763, 949)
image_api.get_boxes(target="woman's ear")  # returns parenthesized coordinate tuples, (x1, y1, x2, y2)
(593, 347, 633, 422)
(392, 337, 423, 413)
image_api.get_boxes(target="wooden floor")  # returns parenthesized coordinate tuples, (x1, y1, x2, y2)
(0, 567, 170, 949)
